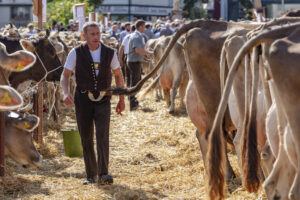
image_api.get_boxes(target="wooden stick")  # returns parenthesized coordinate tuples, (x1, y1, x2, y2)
(33, 82, 43, 144)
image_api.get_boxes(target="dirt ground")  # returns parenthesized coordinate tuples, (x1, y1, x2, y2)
(0, 91, 266, 200)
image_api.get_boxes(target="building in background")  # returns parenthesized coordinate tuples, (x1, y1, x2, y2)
(0, 0, 32, 27)
(98, 0, 183, 21)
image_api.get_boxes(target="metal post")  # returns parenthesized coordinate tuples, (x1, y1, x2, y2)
(0, 112, 5, 176)
(33, 82, 43, 144)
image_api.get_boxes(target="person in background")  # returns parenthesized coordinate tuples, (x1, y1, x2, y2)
(118, 25, 135, 86)
(27, 23, 36, 34)
(144, 23, 154, 40)
(159, 23, 173, 37)
(119, 22, 131, 42)
(61, 22, 125, 186)
(127, 20, 153, 111)
(110, 25, 118, 40)
(50, 20, 57, 32)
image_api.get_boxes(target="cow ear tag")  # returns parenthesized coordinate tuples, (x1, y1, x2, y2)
(24, 122, 31, 129)
(16, 62, 25, 71)
(1, 92, 12, 104)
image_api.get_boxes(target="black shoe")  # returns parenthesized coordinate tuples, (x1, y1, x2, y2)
(98, 174, 113, 185)
(83, 177, 95, 185)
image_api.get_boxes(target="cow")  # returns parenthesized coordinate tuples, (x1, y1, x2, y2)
(0, 30, 63, 88)
(208, 22, 300, 199)
(4, 111, 42, 168)
(109, 19, 262, 198)
(139, 36, 189, 113)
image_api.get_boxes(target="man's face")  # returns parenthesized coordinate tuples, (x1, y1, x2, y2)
(139, 24, 146, 33)
(125, 25, 130, 31)
(84, 26, 100, 46)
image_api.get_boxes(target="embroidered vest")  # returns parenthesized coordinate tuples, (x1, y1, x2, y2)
(75, 43, 114, 91)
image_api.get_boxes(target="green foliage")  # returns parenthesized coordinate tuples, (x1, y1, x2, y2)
(239, 0, 253, 9)
(183, 0, 197, 18)
(47, 0, 100, 28)
(183, 0, 208, 19)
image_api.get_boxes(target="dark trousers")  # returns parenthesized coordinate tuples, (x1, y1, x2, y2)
(74, 90, 111, 178)
(121, 54, 131, 87)
(127, 61, 142, 107)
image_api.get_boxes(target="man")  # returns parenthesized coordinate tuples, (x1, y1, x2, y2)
(119, 23, 131, 42)
(27, 23, 35, 34)
(61, 22, 125, 185)
(110, 25, 118, 40)
(144, 23, 154, 40)
(127, 20, 153, 110)
(119, 25, 135, 86)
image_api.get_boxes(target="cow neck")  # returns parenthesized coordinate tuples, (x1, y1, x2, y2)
(0, 68, 9, 85)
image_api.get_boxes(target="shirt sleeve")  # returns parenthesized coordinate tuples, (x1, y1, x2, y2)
(64, 48, 76, 71)
(110, 51, 120, 70)
(121, 35, 128, 47)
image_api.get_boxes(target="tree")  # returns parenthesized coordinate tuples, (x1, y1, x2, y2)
(47, 0, 101, 28)
(183, 0, 208, 19)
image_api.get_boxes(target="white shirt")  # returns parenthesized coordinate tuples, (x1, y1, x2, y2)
(64, 43, 120, 76)
(121, 33, 132, 55)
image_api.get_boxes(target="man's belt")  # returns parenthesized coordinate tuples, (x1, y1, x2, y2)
(79, 90, 111, 102)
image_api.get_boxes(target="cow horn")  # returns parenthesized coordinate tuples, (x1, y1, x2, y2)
(46, 29, 50, 38)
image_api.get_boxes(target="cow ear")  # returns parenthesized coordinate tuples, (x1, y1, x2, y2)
(23, 114, 40, 133)
(20, 39, 35, 52)
(0, 86, 23, 111)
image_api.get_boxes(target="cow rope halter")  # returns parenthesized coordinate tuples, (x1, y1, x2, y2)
(20, 43, 62, 116)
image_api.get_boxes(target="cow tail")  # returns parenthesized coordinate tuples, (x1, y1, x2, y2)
(110, 19, 209, 96)
(207, 22, 300, 200)
(241, 47, 261, 192)
(137, 69, 162, 101)
(220, 43, 227, 93)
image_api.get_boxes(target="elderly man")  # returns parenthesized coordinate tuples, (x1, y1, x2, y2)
(60, 22, 125, 185)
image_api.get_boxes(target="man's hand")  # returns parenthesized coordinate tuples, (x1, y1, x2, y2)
(116, 98, 125, 115)
(63, 92, 74, 106)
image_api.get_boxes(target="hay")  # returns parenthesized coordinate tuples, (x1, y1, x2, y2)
(0, 91, 266, 199)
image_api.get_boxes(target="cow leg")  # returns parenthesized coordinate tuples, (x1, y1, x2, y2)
(170, 80, 181, 114)
(288, 125, 300, 200)
(163, 89, 171, 107)
(263, 91, 294, 200)
(196, 130, 208, 169)
(179, 74, 188, 109)
(260, 140, 275, 179)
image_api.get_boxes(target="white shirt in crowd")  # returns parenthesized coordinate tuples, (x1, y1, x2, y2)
(121, 33, 132, 55)
(64, 43, 120, 76)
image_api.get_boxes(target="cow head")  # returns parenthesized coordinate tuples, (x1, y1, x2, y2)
(9, 31, 63, 87)
(5, 111, 42, 168)
(0, 85, 23, 111)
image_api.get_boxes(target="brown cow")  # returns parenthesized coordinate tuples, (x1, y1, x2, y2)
(109, 19, 261, 199)
(209, 22, 300, 199)
(139, 36, 189, 113)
